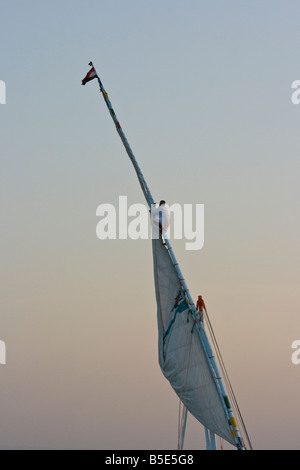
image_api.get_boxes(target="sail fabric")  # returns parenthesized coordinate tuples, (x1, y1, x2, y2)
(152, 238, 235, 445)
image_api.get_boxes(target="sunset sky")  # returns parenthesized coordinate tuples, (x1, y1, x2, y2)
(1, 0, 300, 449)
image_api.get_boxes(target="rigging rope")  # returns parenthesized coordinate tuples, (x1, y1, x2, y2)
(177, 401, 188, 450)
(177, 309, 194, 450)
(203, 308, 253, 450)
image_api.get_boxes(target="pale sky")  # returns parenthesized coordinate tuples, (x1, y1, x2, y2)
(1, 0, 300, 449)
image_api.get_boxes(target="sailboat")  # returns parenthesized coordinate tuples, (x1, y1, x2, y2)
(82, 63, 252, 450)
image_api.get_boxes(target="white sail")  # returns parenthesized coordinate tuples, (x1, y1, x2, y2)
(152, 237, 235, 445)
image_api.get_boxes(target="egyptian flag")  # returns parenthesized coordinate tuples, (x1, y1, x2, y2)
(82, 67, 98, 85)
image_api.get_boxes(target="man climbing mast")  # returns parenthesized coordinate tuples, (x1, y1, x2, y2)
(151, 200, 170, 239)
(196, 295, 207, 323)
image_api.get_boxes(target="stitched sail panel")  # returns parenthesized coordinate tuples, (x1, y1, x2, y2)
(152, 238, 235, 445)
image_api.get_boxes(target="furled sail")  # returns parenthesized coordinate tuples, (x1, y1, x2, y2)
(152, 237, 235, 445)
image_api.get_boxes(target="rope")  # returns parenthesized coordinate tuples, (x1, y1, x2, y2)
(203, 308, 253, 450)
(177, 401, 187, 449)
(177, 306, 194, 450)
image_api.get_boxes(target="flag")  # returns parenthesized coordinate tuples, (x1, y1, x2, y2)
(82, 67, 98, 85)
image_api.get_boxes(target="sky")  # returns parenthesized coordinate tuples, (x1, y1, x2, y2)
(1, 0, 300, 450)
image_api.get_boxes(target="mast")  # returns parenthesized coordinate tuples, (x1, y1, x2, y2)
(87, 62, 247, 450)
(177, 403, 188, 450)
(94, 66, 153, 208)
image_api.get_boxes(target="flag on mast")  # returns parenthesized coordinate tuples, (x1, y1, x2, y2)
(82, 66, 98, 85)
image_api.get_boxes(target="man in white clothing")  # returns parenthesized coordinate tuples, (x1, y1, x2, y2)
(151, 200, 170, 239)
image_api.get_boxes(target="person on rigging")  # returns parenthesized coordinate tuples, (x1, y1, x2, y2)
(150, 200, 170, 239)
(196, 295, 206, 323)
